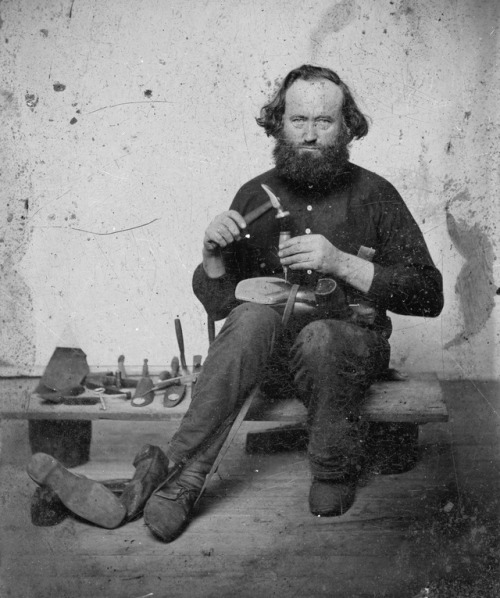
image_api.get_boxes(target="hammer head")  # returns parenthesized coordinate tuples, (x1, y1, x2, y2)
(261, 184, 289, 218)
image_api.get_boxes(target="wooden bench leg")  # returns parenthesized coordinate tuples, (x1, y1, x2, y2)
(28, 420, 92, 468)
(365, 422, 419, 475)
(245, 423, 308, 454)
(246, 421, 420, 476)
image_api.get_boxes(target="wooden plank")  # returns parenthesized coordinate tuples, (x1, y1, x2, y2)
(247, 374, 448, 424)
(362, 375, 448, 423)
(26, 390, 191, 421)
(0, 374, 448, 423)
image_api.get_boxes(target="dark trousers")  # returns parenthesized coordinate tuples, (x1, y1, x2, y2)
(166, 303, 389, 481)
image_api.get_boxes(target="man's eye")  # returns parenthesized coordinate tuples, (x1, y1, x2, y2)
(291, 118, 305, 127)
(316, 119, 332, 129)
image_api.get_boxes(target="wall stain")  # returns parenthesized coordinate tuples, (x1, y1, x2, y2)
(25, 92, 39, 110)
(444, 194, 495, 349)
(310, 0, 358, 59)
(0, 87, 36, 372)
(1, 89, 14, 105)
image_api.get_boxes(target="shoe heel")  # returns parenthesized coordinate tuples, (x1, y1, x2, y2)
(27, 453, 60, 486)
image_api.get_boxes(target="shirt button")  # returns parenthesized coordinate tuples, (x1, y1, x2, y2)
(305, 228, 311, 234)
(307, 205, 312, 211)
(260, 263, 266, 269)
(307, 269, 312, 275)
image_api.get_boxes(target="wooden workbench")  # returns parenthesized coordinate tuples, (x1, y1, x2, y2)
(0, 374, 448, 424)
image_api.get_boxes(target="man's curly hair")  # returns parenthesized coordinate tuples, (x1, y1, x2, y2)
(256, 64, 369, 142)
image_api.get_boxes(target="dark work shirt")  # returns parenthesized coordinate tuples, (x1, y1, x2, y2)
(193, 163, 443, 337)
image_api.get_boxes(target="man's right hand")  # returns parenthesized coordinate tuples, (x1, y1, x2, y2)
(203, 210, 247, 254)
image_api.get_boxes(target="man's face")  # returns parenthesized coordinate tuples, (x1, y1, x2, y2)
(282, 79, 345, 152)
(273, 78, 350, 191)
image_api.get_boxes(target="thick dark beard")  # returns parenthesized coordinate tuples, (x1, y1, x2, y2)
(273, 132, 350, 192)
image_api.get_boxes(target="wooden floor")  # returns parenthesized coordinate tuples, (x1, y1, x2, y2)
(0, 379, 498, 598)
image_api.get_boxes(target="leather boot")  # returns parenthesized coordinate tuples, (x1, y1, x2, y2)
(119, 444, 170, 521)
(27, 453, 126, 529)
(144, 461, 207, 543)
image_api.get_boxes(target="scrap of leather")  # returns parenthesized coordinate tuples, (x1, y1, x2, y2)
(34, 347, 90, 403)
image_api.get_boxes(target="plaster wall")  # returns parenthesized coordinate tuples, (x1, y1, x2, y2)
(0, 0, 498, 378)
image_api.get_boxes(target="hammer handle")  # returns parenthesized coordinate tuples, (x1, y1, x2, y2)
(244, 200, 273, 226)
(205, 200, 273, 252)
(175, 318, 188, 372)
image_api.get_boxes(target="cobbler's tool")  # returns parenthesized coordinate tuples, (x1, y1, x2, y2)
(175, 318, 188, 373)
(163, 319, 189, 408)
(131, 359, 155, 407)
(193, 354, 202, 373)
(205, 199, 273, 251)
(244, 199, 273, 227)
(261, 184, 291, 282)
(117, 354, 127, 378)
(90, 387, 107, 411)
(128, 372, 197, 405)
(163, 355, 186, 408)
(115, 355, 138, 388)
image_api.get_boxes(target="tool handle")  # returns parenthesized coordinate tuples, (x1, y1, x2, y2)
(175, 318, 188, 371)
(207, 316, 216, 345)
(244, 200, 273, 226)
(279, 230, 291, 282)
(204, 201, 273, 251)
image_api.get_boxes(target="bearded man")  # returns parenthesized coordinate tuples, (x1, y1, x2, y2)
(140, 64, 443, 542)
(27, 65, 443, 542)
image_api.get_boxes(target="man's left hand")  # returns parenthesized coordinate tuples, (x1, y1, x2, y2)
(278, 234, 341, 276)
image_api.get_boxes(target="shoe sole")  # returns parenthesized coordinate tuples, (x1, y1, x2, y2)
(27, 453, 126, 529)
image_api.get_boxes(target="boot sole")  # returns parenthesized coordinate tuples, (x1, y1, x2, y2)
(27, 453, 126, 529)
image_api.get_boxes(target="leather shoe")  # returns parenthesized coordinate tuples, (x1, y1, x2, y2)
(144, 479, 199, 543)
(309, 478, 356, 516)
(27, 452, 126, 529)
(119, 444, 170, 521)
(30, 478, 133, 527)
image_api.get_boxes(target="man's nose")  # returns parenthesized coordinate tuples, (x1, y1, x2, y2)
(303, 122, 318, 142)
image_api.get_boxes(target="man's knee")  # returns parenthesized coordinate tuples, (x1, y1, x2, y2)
(222, 303, 282, 343)
(293, 319, 370, 366)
